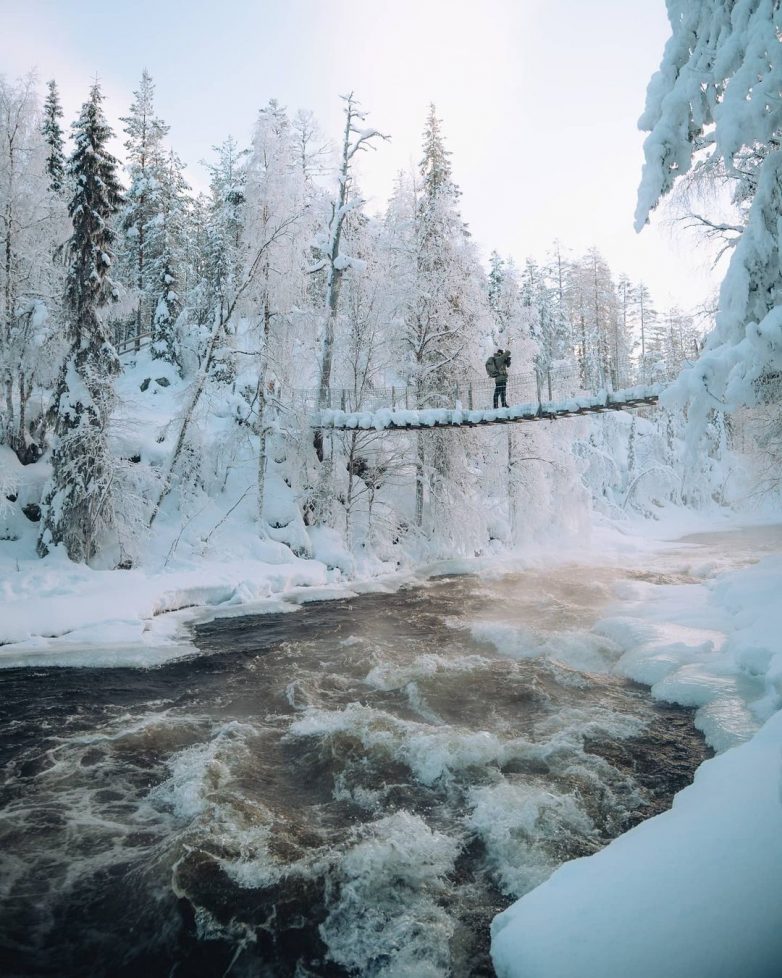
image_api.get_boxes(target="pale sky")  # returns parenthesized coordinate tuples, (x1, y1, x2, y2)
(1, 0, 721, 310)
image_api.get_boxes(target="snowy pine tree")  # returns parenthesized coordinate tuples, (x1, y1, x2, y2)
(38, 83, 124, 561)
(119, 70, 169, 351)
(544, 240, 573, 372)
(149, 149, 189, 366)
(634, 281, 658, 381)
(41, 79, 65, 195)
(241, 98, 311, 534)
(204, 135, 247, 328)
(404, 105, 486, 527)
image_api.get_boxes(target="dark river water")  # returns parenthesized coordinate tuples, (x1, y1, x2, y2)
(0, 556, 718, 978)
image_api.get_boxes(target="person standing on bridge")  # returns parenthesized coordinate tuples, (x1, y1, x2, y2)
(486, 348, 511, 408)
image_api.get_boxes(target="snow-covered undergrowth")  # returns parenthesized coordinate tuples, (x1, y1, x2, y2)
(0, 351, 390, 666)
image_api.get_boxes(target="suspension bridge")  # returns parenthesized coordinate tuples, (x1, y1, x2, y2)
(118, 332, 666, 432)
(305, 372, 664, 432)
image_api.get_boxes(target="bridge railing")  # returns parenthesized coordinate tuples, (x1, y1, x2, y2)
(117, 330, 154, 356)
(291, 364, 665, 417)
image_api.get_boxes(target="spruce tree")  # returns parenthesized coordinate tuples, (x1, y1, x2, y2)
(38, 82, 124, 561)
(120, 69, 169, 349)
(41, 79, 65, 194)
(635, 281, 657, 381)
(411, 104, 470, 400)
(149, 148, 189, 365)
(488, 251, 505, 321)
(204, 135, 247, 326)
(408, 105, 482, 526)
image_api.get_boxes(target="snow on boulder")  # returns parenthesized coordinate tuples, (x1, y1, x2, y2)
(490, 710, 782, 978)
(262, 474, 311, 557)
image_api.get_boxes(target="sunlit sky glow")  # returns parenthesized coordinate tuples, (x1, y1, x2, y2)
(2, 0, 721, 310)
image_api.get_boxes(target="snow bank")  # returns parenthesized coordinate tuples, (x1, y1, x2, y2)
(0, 350, 403, 668)
(491, 709, 782, 978)
(600, 552, 782, 752)
(490, 529, 782, 978)
(0, 543, 336, 668)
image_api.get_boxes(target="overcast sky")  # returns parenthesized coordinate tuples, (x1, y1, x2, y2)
(1, 0, 721, 310)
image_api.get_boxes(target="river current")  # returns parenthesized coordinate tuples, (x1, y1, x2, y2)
(2, 536, 745, 978)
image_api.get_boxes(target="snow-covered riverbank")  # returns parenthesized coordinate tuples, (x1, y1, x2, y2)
(0, 504, 775, 679)
(491, 524, 782, 978)
(0, 500, 756, 668)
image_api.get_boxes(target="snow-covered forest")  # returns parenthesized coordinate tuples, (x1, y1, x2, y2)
(0, 68, 744, 591)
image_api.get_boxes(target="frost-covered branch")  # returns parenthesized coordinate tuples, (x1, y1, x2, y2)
(635, 0, 782, 432)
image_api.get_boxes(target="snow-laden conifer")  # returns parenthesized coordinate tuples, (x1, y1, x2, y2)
(403, 105, 486, 526)
(204, 136, 247, 330)
(41, 79, 65, 195)
(38, 82, 124, 561)
(148, 149, 189, 366)
(241, 98, 312, 536)
(119, 70, 169, 351)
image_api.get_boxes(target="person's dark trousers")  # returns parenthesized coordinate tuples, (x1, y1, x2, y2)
(493, 380, 508, 408)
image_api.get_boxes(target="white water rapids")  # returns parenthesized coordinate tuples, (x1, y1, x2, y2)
(4, 527, 772, 977)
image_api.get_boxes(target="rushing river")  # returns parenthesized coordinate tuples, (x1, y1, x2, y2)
(4, 534, 753, 978)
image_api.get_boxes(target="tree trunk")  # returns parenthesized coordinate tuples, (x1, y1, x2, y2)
(345, 430, 357, 548)
(3, 185, 16, 445)
(415, 431, 425, 528)
(256, 291, 271, 535)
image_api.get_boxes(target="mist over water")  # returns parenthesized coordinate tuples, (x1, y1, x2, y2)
(0, 544, 729, 978)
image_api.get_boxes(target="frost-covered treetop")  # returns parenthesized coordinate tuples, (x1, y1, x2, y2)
(42, 79, 65, 194)
(420, 103, 458, 202)
(636, 0, 782, 425)
(66, 82, 124, 319)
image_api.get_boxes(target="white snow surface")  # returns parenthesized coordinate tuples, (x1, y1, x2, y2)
(0, 543, 337, 667)
(0, 356, 397, 668)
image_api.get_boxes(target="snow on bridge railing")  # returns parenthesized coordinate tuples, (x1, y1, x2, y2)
(313, 383, 665, 432)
